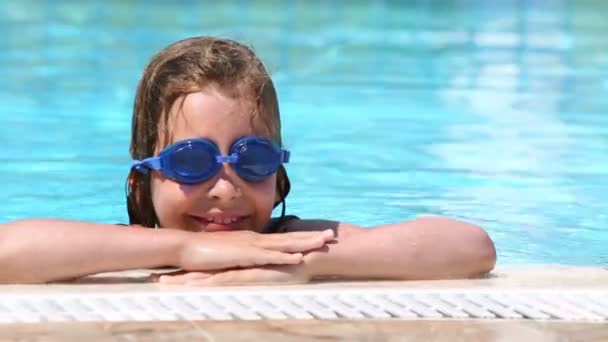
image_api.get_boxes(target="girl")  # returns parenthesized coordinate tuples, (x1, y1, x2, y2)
(0, 36, 495, 285)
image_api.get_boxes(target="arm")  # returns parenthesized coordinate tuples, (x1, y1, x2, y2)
(0, 219, 185, 283)
(288, 216, 496, 280)
(0, 219, 330, 284)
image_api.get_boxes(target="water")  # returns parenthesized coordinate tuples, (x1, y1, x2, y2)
(0, 0, 606, 265)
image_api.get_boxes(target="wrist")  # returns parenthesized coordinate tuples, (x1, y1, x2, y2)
(302, 248, 333, 279)
(153, 228, 191, 267)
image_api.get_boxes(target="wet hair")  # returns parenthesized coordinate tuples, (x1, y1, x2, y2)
(126, 36, 290, 228)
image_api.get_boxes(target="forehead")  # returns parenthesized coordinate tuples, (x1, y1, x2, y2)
(161, 89, 267, 148)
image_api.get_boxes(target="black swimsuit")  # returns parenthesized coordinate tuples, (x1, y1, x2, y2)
(262, 215, 300, 234)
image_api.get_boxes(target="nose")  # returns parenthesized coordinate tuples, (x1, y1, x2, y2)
(206, 165, 242, 202)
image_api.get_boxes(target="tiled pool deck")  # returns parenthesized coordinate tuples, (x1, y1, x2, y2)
(0, 265, 606, 341)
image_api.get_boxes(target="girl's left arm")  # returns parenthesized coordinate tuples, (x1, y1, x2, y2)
(287, 216, 496, 280)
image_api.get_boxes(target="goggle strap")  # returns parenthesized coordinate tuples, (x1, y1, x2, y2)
(281, 150, 290, 163)
(131, 157, 162, 174)
(131, 164, 149, 174)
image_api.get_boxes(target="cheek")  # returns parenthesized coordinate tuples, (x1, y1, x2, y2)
(151, 175, 186, 227)
(250, 175, 278, 212)
(244, 176, 277, 231)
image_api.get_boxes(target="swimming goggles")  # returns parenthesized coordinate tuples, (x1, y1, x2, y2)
(131, 136, 290, 184)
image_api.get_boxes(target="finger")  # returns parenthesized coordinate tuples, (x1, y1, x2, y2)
(157, 271, 212, 284)
(290, 229, 336, 244)
(149, 270, 188, 282)
(184, 266, 305, 286)
(202, 248, 304, 270)
(253, 230, 335, 253)
(282, 229, 335, 240)
(150, 270, 188, 278)
(320, 229, 336, 241)
(238, 249, 303, 267)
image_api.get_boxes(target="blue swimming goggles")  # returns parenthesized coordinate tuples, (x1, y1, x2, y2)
(131, 136, 290, 184)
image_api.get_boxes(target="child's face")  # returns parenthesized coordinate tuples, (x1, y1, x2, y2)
(151, 88, 279, 232)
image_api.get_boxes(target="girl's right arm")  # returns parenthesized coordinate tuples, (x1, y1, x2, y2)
(0, 218, 333, 284)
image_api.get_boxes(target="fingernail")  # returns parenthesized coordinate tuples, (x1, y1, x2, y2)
(323, 229, 335, 238)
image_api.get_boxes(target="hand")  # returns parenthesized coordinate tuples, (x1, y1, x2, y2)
(176, 229, 334, 271)
(206, 229, 335, 253)
(154, 263, 310, 286)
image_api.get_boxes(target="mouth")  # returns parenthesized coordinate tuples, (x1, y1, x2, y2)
(189, 214, 249, 232)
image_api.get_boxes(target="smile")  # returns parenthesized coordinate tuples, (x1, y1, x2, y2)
(203, 216, 241, 224)
(189, 214, 249, 232)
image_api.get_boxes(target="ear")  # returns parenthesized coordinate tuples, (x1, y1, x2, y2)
(273, 166, 288, 208)
(273, 176, 282, 208)
(274, 191, 281, 203)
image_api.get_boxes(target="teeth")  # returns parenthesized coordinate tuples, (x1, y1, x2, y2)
(205, 217, 240, 224)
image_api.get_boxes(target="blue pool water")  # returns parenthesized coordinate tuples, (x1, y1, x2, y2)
(0, 1, 606, 265)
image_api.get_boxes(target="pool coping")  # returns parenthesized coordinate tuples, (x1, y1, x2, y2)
(2, 264, 606, 293)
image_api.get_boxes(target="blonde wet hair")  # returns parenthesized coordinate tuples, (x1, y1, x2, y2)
(126, 36, 290, 227)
